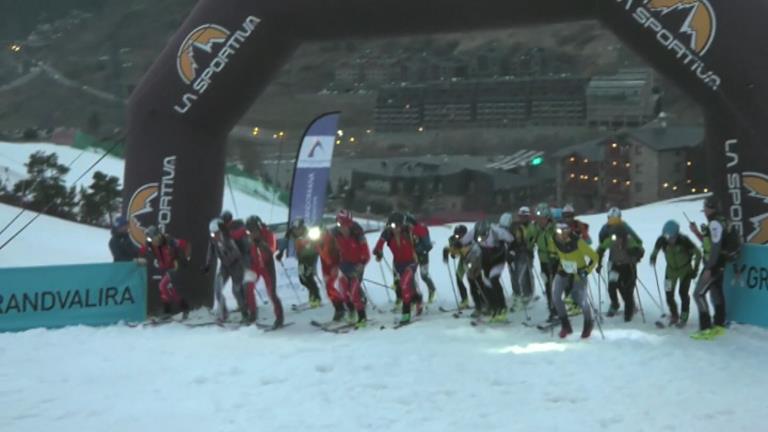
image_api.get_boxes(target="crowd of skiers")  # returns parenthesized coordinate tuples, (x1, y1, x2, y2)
(109, 195, 738, 339)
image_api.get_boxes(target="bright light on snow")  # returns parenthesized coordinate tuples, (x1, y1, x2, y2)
(491, 342, 568, 355)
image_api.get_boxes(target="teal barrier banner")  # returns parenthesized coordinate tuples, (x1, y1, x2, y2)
(0, 262, 147, 332)
(725, 244, 768, 328)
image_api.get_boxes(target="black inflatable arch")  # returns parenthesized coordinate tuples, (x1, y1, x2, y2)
(125, 0, 768, 309)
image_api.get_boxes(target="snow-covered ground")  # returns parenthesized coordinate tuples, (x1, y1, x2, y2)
(1, 143, 766, 431)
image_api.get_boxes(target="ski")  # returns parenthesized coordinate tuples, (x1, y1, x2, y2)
(536, 321, 559, 331)
(255, 322, 295, 332)
(654, 320, 666, 329)
(311, 320, 357, 334)
(470, 318, 511, 327)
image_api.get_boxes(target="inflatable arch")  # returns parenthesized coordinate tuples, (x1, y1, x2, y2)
(125, 0, 768, 309)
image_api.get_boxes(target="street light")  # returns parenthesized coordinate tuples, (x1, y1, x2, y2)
(251, 127, 260, 136)
(8, 43, 22, 54)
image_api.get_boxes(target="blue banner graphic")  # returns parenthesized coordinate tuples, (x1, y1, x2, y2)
(288, 112, 340, 230)
(0, 262, 147, 332)
(724, 244, 768, 328)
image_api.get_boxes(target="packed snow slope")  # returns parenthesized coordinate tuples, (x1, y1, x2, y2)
(1, 175, 766, 430)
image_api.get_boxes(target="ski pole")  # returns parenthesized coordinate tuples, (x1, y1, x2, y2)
(652, 266, 667, 318)
(637, 278, 664, 314)
(361, 281, 381, 313)
(595, 271, 603, 322)
(634, 284, 646, 324)
(446, 258, 462, 313)
(278, 260, 303, 305)
(364, 278, 390, 290)
(376, 260, 393, 303)
(585, 282, 606, 340)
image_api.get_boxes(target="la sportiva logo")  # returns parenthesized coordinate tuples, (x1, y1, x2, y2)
(127, 183, 158, 246)
(176, 24, 230, 85)
(173, 16, 261, 114)
(126, 156, 178, 246)
(742, 172, 768, 244)
(622, 0, 721, 90)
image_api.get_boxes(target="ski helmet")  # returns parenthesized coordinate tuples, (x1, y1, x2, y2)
(551, 207, 563, 222)
(209, 218, 224, 234)
(221, 210, 233, 224)
(386, 212, 406, 229)
(474, 220, 491, 241)
(704, 196, 720, 212)
(246, 215, 263, 231)
(405, 212, 418, 226)
(145, 225, 160, 241)
(499, 212, 514, 228)
(535, 203, 550, 217)
(518, 206, 531, 217)
(563, 204, 576, 218)
(453, 224, 468, 238)
(113, 215, 128, 229)
(336, 209, 353, 227)
(555, 221, 572, 235)
(662, 220, 680, 240)
(607, 207, 622, 219)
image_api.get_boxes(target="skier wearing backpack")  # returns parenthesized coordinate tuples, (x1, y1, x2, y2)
(461, 220, 515, 322)
(276, 218, 323, 309)
(650, 220, 702, 327)
(374, 212, 423, 324)
(500, 207, 535, 310)
(331, 210, 371, 328)
(562, 204, 592, 245)
(204, 218, 250, 323)
(138, 226, 192, 319)
(443, 225, 472, 310)
(245, 215, 284, 328)
(596, 207, 645, 322)
(689, 197, 736, 339)
(530, 203, 560, 322)
(547, 222, 599, 338)
(408, 214, 438, 303)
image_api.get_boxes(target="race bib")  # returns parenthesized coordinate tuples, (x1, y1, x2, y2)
(665, 279, 674, 293)
(561, 260, 578, 274)
(609, 271, 620, 282)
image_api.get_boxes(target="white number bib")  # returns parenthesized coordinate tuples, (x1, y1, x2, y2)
(562, 260, 578, 274)
(609, 271, 620, 282)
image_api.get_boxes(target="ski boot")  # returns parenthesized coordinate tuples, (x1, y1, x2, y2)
(491, 312, 509, 324)
(309, 298, 322, 309)
(668, 314, 680, 327)
(415, 301, 424, 316)
(180, 300, 190, 321)
(581, 319, 594, 339)
(272, 314, 284, 329)
(355, 310, 368, 329)
(428, 288, 437, 304)
(559, 318, 573, 339)
(606, 305, 619, 318)
(676, 312, 689, 328)
(399, 313, 411, 325)
(459, 298, 470, 310)
(332, 303, 346, 322)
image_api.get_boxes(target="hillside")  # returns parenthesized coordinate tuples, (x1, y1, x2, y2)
(0, 0, 701, 140)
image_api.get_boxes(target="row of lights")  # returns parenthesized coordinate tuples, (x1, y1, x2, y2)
(8, 43, 22, 53)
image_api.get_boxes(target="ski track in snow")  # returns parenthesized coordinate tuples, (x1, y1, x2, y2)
(1, 141, 766, 431)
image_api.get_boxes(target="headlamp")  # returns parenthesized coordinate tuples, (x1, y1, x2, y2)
(308, 226, 321, 241)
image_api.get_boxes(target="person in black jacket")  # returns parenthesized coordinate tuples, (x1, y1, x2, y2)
(109, 216, 138, 262)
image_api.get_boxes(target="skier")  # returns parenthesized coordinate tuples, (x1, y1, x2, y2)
(276, 218, 323, 308)
(562, 204, 592, 244)
(530, 203, 559, 322)
(596, 207, 645, 322)
(245, 215, 284, 328)
(465, 242, 488, 316)
(460, 219, 514, 323)
(331, 210, 370, 328)
(374, 212, 423, 324)
(138, 226, 191, 318)
(407, 214, 437, 303)
(203, 218, 250, 323)
(548, 222, 599, 338)
(649, 220, 702, 327)
(319, 223, 345, 322)
(501, 207, 536, 310)
(688, 197, 735, 339)
(109, 215, 138, 262)
(442, 224, 472, 310)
